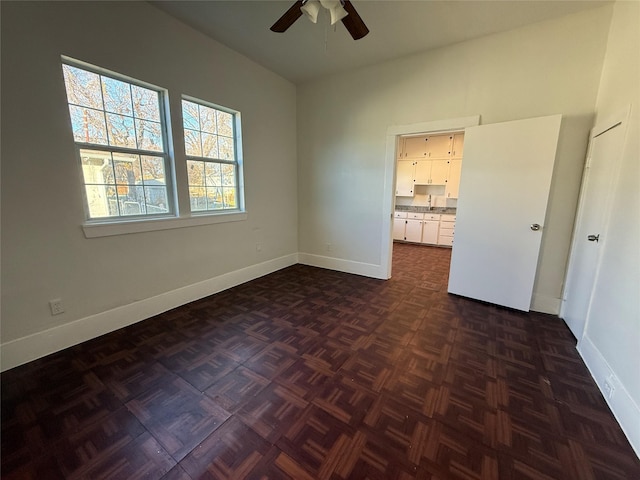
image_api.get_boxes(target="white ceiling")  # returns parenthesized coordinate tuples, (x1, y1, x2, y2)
(151, 0, 609, 84)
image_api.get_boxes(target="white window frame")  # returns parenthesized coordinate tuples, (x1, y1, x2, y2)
(181, 95, 245, 215)
(62, 57, 177, 223)
(61, 57, 247, 238)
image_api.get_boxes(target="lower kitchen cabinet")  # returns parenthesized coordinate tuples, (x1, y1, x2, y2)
(422, 214, 440, 244)
(438, 215, 456, 246)
(393, 212, 456, 247)
(405, 219, 423, 242)
(393, 211, 408, 240)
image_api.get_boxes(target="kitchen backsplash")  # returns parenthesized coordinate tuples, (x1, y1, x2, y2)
(395, 190, 457, 210)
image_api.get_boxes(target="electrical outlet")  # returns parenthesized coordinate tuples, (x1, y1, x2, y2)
(326, 243, 332, 252)
(256, 243, 262, 252)
(49, 299, 64, 316)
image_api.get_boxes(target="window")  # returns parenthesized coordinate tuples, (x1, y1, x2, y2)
(62, 61, 172, 220)
(182, 98, 242, 212)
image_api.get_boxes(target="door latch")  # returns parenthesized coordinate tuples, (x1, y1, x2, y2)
(587, 234, 600, 242)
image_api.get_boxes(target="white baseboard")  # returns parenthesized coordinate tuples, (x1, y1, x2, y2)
(0, 253, 298, 372)
(297, 252, 387, 280)
(530, 293, 562, 315)
(577, 335, 640, 458)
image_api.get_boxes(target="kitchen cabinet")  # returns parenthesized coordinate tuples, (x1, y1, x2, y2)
(401, 136, 428, 158)
(395, 131, 464, 197)
(438, 215, 456, 246)
(430, 159, 449, 184)
(446, 159, 462, 198)
(413, 160, 430, 184)
(393, 211, 407, 240)
(396, 160, 415, 196)
(452, 133, 464, 158)
(426, 134, 453, 158)
(422, 213, 440, 244)
(405, 218, 423, 242)
(414, 159, 448, 185)
(399, 133, 453, 159)
(393, 212, 424, 242)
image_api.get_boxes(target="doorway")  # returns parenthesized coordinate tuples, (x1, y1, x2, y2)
(382, 116, 480, 278)
(561, 107, 630, 339)
(385, 114, 563, 313)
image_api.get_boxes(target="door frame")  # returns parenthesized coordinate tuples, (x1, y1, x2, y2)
(560, 105, 631, 339)
(381, 115, 480, 278)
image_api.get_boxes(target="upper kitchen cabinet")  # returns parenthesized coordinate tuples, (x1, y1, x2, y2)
(426, 134, 453, 158)
(399, 135, 428, 159)
(398, 133, 453, 159)
(452, 133, 464, 158)
(396, 160, 415, 196)
(446, 159, 462, 198)
(395, 130, 465, 196)
(415, 159, 449, 185)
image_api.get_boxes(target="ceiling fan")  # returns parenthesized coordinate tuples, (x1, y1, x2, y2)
(271, 0, 369, 40)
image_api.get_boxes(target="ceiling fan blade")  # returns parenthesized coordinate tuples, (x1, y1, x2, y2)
(270, 0, 304, 33)
(341, 0, 369, 40)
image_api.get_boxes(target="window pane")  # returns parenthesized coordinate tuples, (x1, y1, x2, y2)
(80, 149, 114, 184)
(63, 65, 103, 109)
(217, 136, 234, 160)
(136, 119, 163, 152)
(120, 197, 144, 216)
(70, 106, 108, 145)
(187, 160, 205, 186)
(205, 162, 222, 186)
(189, 186, 207, 211)
(199, 105, 217, 133)
(113, 152, 142, 185)
(216, 110, 233, 137)
(106, 113, 136, 148)
(141, 155, 166, 183)
(221, 163, 236, 186)
(102, 77, 132, 115)
(182, 100, 200, 130)
(222, 187, 237, 209)
(85, 184, 119, 218)
(132, 85, 161, 121)
(184, 129, 202, 157)
(206, 187, 223, 210)
(201, 133, 219, 159)
(144, 186, 169, 213)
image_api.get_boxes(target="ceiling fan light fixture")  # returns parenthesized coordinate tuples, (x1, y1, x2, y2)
(271, 0, 368, 40)
(319, 0, 349, 25)
(301, 0, 320, 24)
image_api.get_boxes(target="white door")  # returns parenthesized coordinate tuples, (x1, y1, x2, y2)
(448, 115, 562, 311)
(561, 113, 628, 338)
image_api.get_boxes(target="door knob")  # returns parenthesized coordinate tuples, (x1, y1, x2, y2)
(587, 234, 600, 242)
(530, 224, 541, 231)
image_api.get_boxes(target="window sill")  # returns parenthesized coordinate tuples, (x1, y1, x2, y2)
(82, 211, 248, 238)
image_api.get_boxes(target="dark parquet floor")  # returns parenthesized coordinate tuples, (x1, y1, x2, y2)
(2, 243, 639, 479)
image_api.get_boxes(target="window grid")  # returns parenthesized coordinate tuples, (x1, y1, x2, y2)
(62, 61, 172, 220)
(182, 98, 240, 213)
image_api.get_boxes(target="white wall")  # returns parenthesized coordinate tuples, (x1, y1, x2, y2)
(576, 0, 640, 455)
(297, 6, 613, 311)
(0, 1, 298, 369)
